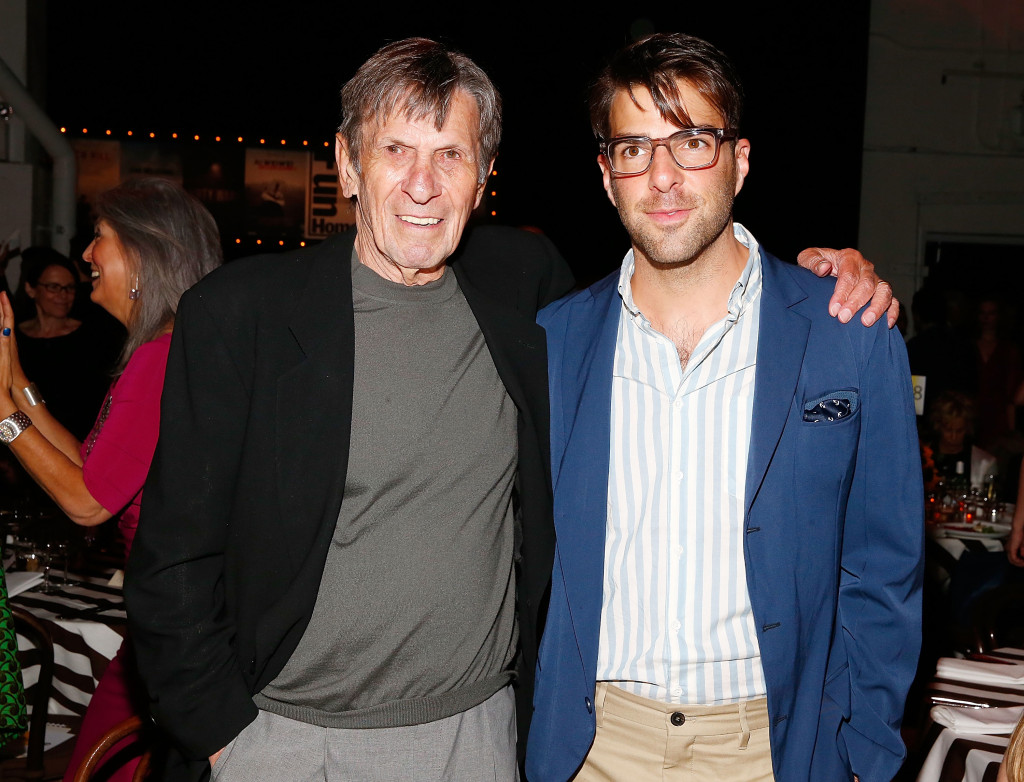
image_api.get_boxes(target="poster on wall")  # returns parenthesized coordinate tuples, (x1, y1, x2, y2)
(72, 139, 122, 201)
(183, 147, 246, 241)
(305, 144, 355, 240)
(122, 143, 183, 182)
(244, 148, 308, 238)
(71, 139, 123, 239)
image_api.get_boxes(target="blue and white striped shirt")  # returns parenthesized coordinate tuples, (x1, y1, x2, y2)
(596, 222, 765, 705)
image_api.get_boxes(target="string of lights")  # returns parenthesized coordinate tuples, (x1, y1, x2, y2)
(58, 127, 500, 254)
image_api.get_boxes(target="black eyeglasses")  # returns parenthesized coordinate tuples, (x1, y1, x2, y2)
(37, 283, 77, 295)
(600, 128, 737, 175)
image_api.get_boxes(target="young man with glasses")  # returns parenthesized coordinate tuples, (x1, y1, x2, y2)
(527, 33, 922, 782)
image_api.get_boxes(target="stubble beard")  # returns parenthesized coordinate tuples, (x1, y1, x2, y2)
(613, 176, 737, 271)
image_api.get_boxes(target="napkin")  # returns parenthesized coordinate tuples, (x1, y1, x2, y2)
(4, 571, 44, 597)
(936, 657, 1024, 686)
(931, 704, 1024, 734)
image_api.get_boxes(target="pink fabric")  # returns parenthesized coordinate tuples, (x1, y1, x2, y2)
(63, 335, 170, 780)
(61, 642, 147, 782)
(80, 333, 171, 559)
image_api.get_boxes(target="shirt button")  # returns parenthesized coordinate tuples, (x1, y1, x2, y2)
(672, 686, 683, 696)
(671, 712, 686, 726)
(676, 545, 684, 558)
(673, 398, 683, 409)
(676, 470, 685, 481)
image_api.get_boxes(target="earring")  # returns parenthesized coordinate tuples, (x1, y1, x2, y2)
(129, 273, 140, 300)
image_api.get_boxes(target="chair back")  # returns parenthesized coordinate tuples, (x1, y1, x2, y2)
(70, 715, 151, 782)
(1006, 713, 1024, 782)
(968, 582, 1024, 654)
(12, 605, 53, 774)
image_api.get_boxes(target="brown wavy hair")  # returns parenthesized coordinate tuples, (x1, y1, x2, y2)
(589, 32, 744, 142)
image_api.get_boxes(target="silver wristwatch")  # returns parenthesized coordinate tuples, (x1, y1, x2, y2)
(0, 411, 32, 444)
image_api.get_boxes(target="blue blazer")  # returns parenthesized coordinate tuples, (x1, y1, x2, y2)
(527, 250, 923, 782)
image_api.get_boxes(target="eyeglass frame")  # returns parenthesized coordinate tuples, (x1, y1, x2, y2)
(599, 127, 738, 175)
(34, 282, 77, 295)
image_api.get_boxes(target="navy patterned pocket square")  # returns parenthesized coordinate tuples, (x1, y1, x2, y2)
(803, 391, 859, 423)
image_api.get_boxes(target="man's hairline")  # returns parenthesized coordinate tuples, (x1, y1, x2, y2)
(345, 88, 493, 185)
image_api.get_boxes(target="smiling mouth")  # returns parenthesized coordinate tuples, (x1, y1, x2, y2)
(398, 215, 441, 226)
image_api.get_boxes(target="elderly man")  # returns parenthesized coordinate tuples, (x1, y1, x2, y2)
(527, 33, 923, 782)
(125, 37, 893, 782)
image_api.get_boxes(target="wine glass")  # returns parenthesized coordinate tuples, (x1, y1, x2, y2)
(34, 542, 60, 594)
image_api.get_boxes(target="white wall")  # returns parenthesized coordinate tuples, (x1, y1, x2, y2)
(860, 0, 1024, 315)
(0, 0, 31, 290)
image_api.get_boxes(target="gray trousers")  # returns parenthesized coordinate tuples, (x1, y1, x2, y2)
(210, 686, 519, 781)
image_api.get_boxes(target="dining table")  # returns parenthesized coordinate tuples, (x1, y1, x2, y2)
(925, 507, 1013, 591)
(10, 573, 126, 720)
(915, 647, 1024, 782)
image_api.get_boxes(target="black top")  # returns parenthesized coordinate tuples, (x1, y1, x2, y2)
(17, 320, 121, 440)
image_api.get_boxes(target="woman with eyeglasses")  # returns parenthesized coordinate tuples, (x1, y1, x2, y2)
(13, 250, 120, 441)
(0, 177, 222, 781)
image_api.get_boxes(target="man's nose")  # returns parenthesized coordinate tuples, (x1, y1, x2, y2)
(647, 144, 685, 192)
(404, 155, 442, 203)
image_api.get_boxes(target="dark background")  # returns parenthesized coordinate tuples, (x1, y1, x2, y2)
(43, 3, 870, 286)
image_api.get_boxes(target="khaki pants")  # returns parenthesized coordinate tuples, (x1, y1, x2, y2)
(573, 683, 775, 782)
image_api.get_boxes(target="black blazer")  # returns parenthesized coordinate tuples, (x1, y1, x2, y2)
(125, 226, 574, 780)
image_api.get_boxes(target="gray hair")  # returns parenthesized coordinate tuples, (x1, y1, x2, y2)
(93, 177, 222, 373)
(339, 38, 501, 183)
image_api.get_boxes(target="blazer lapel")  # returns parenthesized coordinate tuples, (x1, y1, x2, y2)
(276, 233, 355, 536)
(554, 277, 621, 660)
(453, 264, 549, 438)
(744, 253, 810, 516)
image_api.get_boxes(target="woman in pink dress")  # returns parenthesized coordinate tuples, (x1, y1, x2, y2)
(0, 177, 222, 781)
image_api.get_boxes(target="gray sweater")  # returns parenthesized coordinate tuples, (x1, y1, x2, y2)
(255, 251, 518, 728)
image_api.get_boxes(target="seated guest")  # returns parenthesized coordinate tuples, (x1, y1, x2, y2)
(14, 248, 121, 440)
(927, 390, 993, 484)
(0, 177, 222, 782)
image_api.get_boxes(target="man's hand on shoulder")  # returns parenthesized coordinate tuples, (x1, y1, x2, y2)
(797, 247, 899, 329)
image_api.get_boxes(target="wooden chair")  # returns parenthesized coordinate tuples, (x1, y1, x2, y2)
(12, 606, 54, 778)
(1005, 712, 1024, 782)
(69, 715, 150, 782)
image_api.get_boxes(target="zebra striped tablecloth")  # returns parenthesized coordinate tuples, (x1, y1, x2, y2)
(12, 579, 126, 719)
(917, 647, 1024, 782)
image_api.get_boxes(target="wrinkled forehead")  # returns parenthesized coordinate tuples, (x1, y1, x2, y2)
(362, 91, 485, 159)
(365, 87, 483, 144)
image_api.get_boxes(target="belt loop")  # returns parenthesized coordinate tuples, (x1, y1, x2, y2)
(738, 700, 751, 750)
(595, 682, 609, 723)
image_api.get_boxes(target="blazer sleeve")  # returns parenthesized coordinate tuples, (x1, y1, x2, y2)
(840, 323, 924, 781)
(124, 288, 259, 759)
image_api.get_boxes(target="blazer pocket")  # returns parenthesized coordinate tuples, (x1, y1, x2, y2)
(802, 389, 859, 424)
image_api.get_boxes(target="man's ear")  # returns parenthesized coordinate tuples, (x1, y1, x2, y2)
(598, 154, 618, 208)
(733, 138, 751, 196)
(336, 133, 359, 199)
(474, 159, 496, 209)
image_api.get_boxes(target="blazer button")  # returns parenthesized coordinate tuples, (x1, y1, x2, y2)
(585, 697, 593, 713)
(670, 712, 685, 726)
